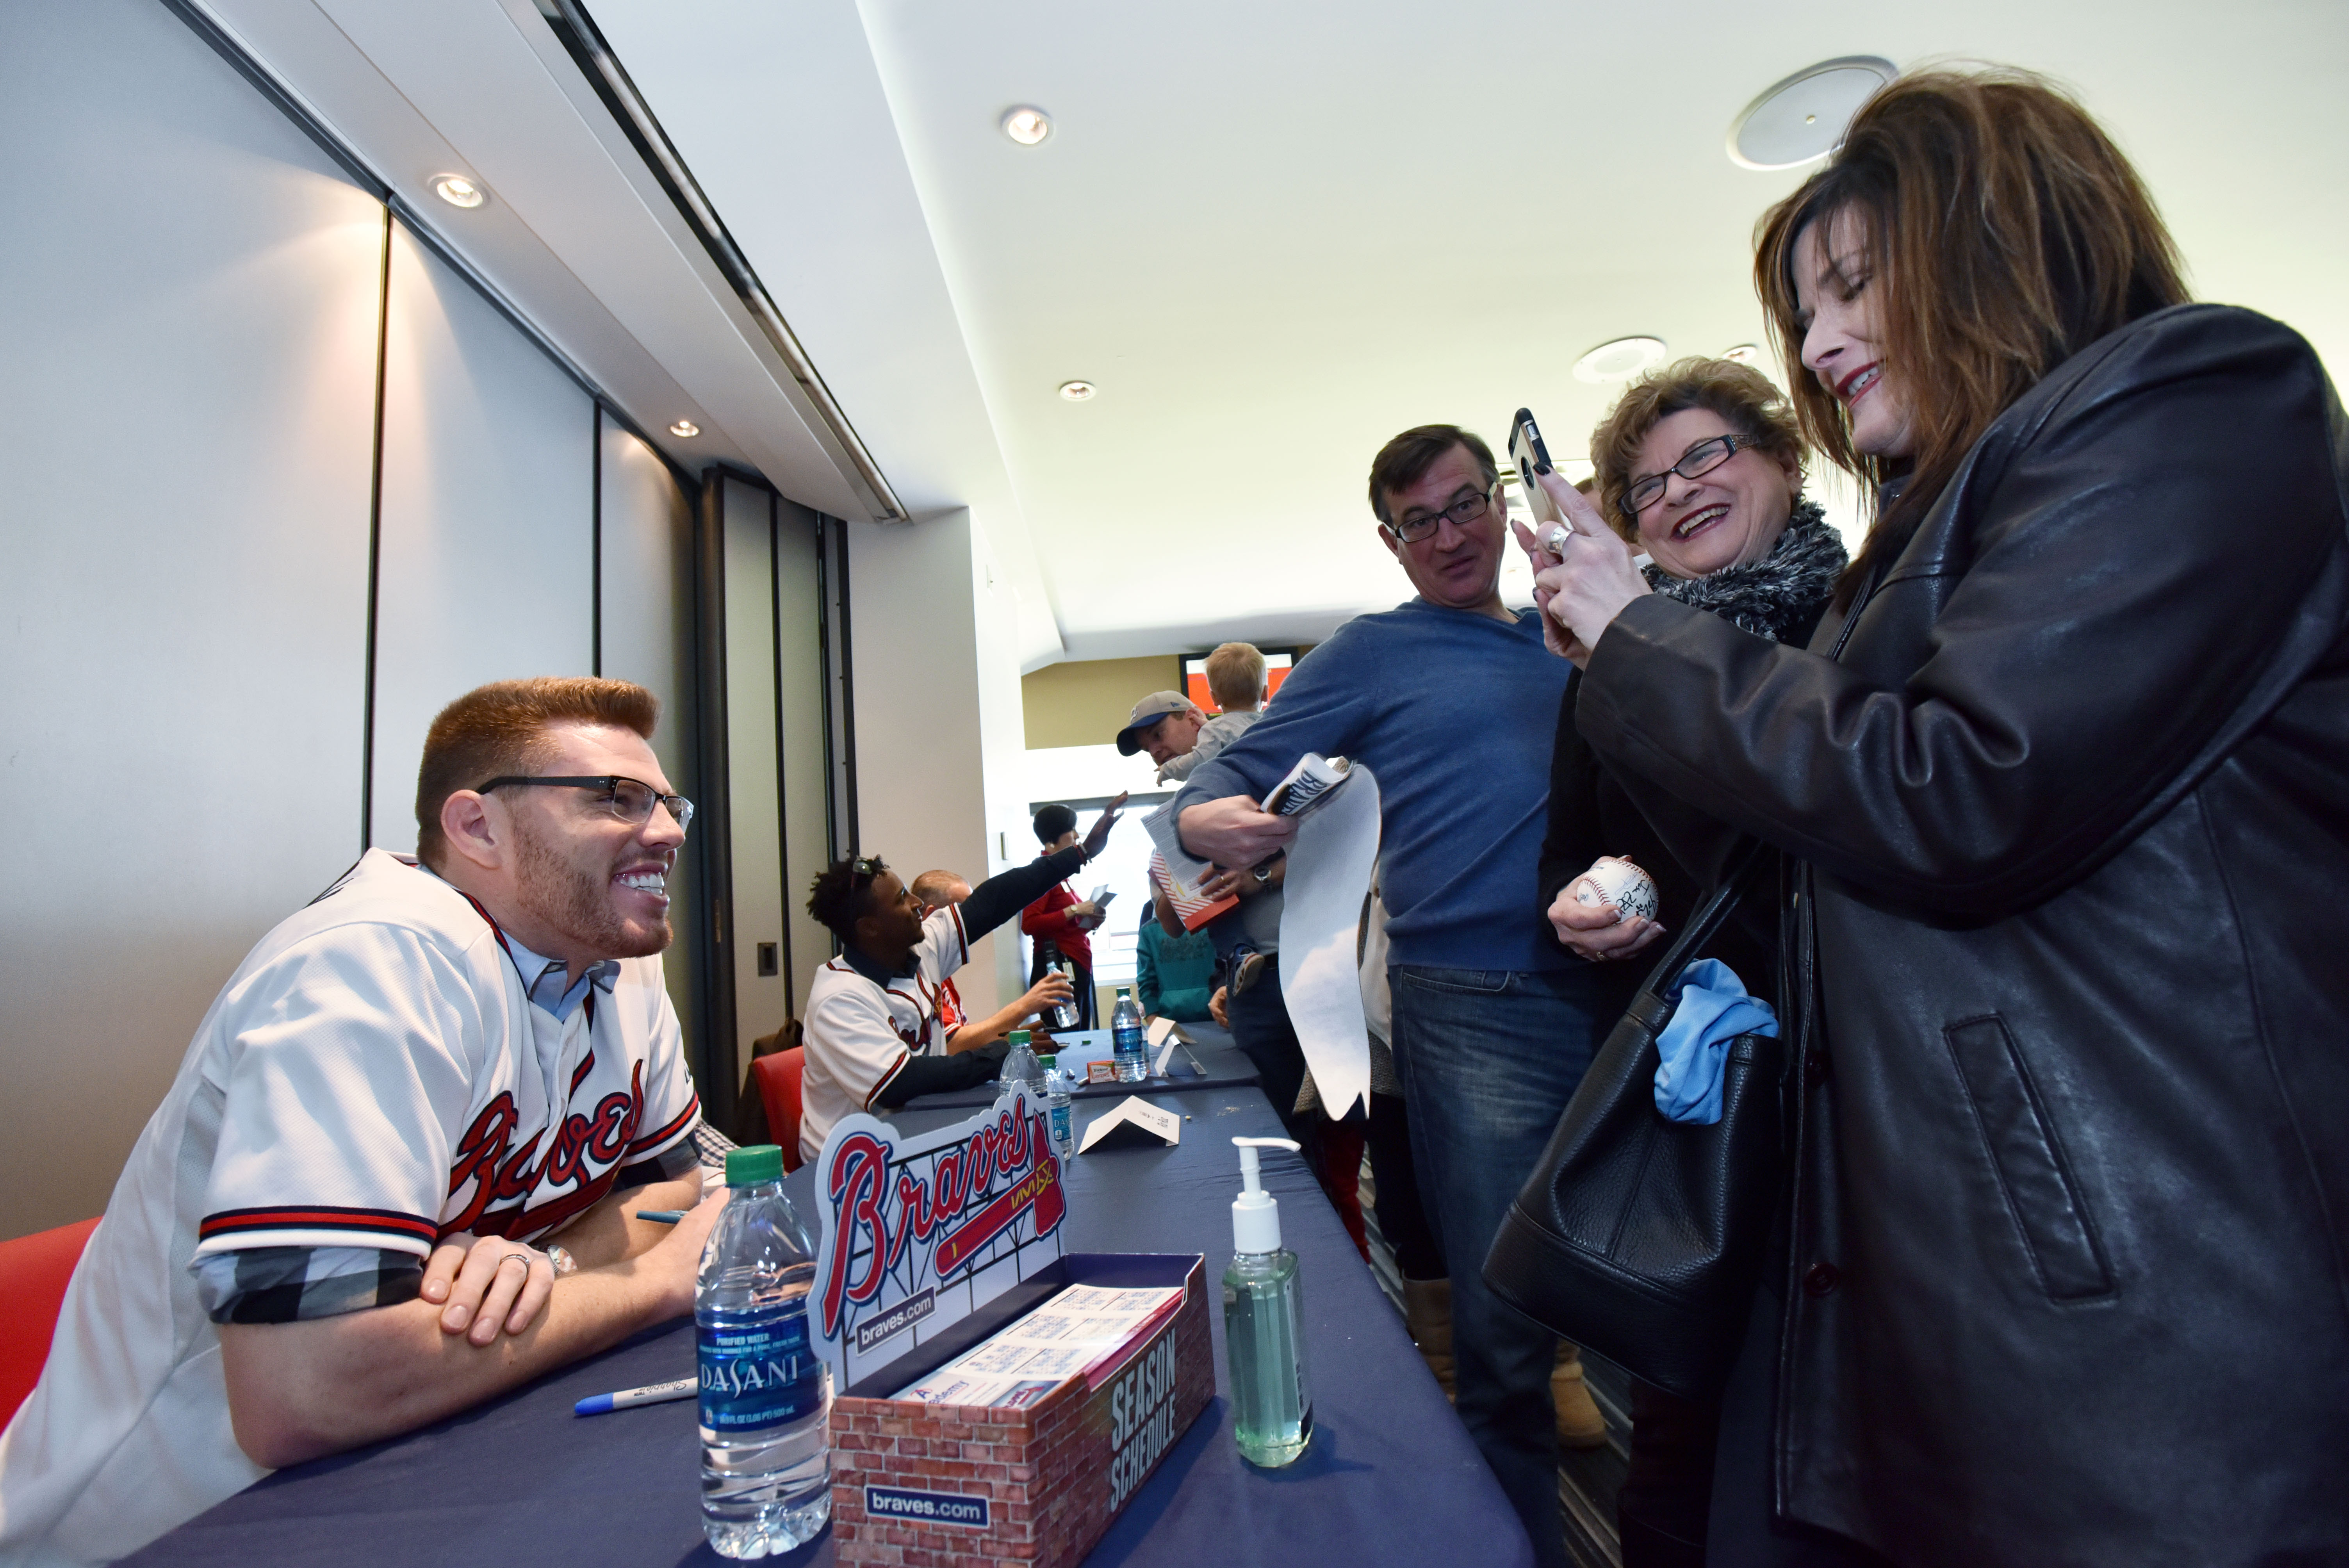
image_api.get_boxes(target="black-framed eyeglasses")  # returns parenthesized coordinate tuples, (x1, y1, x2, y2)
(1622, 433, 1762, 517)
(474, 775, 694, 834)
(1389, 484, 1497, 544)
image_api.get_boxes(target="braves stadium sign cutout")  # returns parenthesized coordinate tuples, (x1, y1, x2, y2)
(811, 1085, 1069, 1391)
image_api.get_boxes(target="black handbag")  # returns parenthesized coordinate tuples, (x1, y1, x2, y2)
(1481, 837, 1785, 1402)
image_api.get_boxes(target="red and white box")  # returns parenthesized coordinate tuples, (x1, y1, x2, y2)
(808, 1090, 1213, 1567)
(830, 1253, 1212, 1567)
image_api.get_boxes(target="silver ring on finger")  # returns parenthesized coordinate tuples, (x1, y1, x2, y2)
(500, 1250, 535, 1271)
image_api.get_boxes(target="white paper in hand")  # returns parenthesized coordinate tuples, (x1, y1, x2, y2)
(1277, 763, 1381, 1120)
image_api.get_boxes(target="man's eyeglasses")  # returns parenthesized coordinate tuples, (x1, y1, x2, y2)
(1622, 433, 1763, 517)
(1389, 485, 1497, 545)
(474, 775, 694, 834)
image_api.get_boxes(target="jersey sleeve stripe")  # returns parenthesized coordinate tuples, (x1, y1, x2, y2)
(863, 1045, 913, 1110)
(951, 904, 968, 965)
(199, 1206, 439, 1246)
(625, 1093, 702, 1157)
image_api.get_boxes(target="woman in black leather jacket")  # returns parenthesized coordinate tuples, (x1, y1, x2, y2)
(1526, 68, 2349, 1568)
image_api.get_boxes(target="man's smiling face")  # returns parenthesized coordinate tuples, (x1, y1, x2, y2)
(505, 723, 684, 961)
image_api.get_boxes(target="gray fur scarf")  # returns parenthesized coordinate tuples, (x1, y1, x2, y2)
(1641, 500, 1847, 643)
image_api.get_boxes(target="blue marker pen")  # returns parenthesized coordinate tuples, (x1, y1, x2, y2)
(633, 1210, 686, 1223)
(574, 1376, 696, 1416)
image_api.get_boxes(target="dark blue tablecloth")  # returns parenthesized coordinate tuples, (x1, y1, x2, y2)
(128, 1082, 1529, 1568)
(900, 1021, 1258, 1112)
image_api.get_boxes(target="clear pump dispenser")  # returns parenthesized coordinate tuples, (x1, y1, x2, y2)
(1222, 1137, 1313, 1466)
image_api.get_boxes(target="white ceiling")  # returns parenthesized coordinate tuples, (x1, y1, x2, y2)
(230, 0, 2349, 668)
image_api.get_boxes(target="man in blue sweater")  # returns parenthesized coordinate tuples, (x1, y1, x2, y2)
(1174, 425, 1628, 1566)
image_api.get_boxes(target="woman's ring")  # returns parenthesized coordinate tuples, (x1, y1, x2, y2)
(501, 1251, 535, 1271)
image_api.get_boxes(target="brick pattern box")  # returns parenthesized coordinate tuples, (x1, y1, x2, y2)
(831, 1254, 1213, 1568)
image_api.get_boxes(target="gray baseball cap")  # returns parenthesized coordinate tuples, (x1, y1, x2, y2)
(1115, 691, 1198, 755)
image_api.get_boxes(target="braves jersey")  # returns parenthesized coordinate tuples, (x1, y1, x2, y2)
(0, 850, 700, 1565)
(799, 904, 971, 1164)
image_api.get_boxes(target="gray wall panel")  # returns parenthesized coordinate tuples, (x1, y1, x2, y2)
(0, 0, 381, 1235)
(721, 479, 789, 1085)
(599, 419, 702, 1057)
(369, 227, 595, 852)
(775, 501, 835, 1010)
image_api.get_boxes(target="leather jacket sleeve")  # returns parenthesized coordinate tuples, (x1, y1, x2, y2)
(1576, 307, 2348, 916)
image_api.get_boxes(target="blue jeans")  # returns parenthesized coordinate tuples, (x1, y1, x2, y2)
(1391, 964, 1616, 1568)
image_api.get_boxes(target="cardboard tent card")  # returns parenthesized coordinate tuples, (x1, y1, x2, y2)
(809, 1085, 1069, 1393)
(1144, 1015, 1189, 1076)
(1078, 1096, 1180, 1153)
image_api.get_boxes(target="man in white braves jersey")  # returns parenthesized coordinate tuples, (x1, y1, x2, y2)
(0, 679, 725, 1565)
(905, 869, 1075, 1055)
(798, 794, 1126, 1165)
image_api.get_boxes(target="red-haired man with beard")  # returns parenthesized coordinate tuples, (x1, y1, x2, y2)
(0, 679, 723, 1565)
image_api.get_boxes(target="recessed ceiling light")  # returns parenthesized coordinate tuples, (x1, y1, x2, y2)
(431, 174, 486, 209)
(1573, 337, 1668, 385)
(1728, 57, 1896, 171)
(1057, 380, 1095, 401)
(669, 420, 700, 438)
(1723, 344, 1762, 364)
(1001, 106, 1053, 146)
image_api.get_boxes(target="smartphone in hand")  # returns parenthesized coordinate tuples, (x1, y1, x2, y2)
(1509, 408, 1563, 534)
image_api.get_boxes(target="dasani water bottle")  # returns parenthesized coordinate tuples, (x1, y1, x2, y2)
(1112, 987, 1149, 1083)
(699, 1144, 831, 1557)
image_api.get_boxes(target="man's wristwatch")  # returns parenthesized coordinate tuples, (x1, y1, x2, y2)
(1251, 863, 1273, 883)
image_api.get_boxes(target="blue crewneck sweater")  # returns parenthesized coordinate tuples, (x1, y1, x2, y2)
(1173, 597, 1576, 972)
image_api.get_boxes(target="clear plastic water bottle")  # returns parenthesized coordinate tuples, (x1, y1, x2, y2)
(1041, 1053, 1075, 1158)
(1038, 941, 1080, 1030)
(1000, 1027, 1046, 1098)
(699, 1144, 831, 1557)
(1111, 987, 1149, 1083)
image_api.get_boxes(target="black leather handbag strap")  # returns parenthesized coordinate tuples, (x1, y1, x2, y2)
(1615, 836, 1771, 1037)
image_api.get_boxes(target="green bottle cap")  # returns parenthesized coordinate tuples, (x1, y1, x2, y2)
(1039, 1054, 1057, 1069)
(1010, 1028, 1030, 1046)
(725, 1144, 783, 1185)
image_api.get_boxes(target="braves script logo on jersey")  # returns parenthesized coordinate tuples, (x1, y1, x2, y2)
(816, 1097, 1066, 1343)
(443, 1058, 647, 1240)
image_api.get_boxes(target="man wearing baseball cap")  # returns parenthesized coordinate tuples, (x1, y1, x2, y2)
(1115, 691, 1206, 783)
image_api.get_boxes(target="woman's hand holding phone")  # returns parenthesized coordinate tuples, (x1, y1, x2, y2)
(1512, 466, 1648, 668)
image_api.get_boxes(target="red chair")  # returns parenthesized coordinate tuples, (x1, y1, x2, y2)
(1, 1216, 100, 1425)
(751, 1046, 807, 1172)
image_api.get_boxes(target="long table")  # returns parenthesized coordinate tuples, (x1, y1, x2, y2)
(129, 1080, 1531, 1567)
(897, 1019, 1260, 1112)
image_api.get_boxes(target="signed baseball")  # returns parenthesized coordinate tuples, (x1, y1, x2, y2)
(1570, 856, 1659, 924)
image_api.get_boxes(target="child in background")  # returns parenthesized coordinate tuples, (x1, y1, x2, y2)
(1154, 642, 1269, 784)
(1136, 880, 1217, 1021)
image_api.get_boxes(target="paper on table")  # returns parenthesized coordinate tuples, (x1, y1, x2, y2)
(1278, 761, 1381, 1120)
(1144, 1015, 1189, 1075)
(1077, 1095, 1182, 1151)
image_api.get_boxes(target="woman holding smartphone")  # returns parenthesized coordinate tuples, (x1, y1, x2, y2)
(1527, 69, 2349, 1567)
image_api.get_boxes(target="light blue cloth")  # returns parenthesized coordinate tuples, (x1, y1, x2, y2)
(1653, 959, 1778, 1124)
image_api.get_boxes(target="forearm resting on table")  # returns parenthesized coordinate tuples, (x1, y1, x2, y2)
(544, 1172, 705, 1269)
(220, 1251, 690, 1469)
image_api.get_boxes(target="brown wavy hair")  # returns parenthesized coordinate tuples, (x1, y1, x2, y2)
(1755, 67, 2188, 603)
(1588, 358, 1804, 540)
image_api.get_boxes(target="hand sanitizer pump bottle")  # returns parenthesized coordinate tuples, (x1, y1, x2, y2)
(1222, 1137, 1313, 1466)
